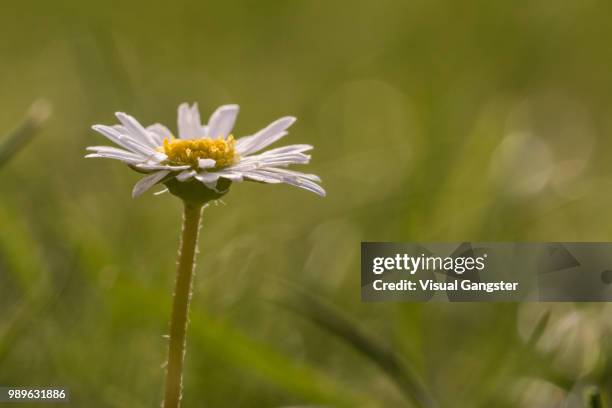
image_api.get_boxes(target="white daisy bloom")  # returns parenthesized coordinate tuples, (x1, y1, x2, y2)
(87, 103, 326, 199)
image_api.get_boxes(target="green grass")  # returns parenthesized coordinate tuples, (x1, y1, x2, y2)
(1, 0, 612, 406)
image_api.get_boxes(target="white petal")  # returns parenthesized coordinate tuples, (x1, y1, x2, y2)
(113, 123, 165, 150)
(286, 178, 326, 196)
(194, 172, 224, 190)
(177, 103, 205, 139)
(260, 167, 322, 183)
(195, 172, 220, 183)
(240, 170, 283, 184)
(221, 161, 259, 172)
(240, 168, 325, 196)
(86, 145, 143, 160)
(92, 125, 143, 155)
(235, 116, 296, 155)
(261, 153, 310, 165)
(259, 144, 313, 156)
(85, 153, 143, 164)
(121, 138, 166, 162)
(177, 103, 190, 138)
(147, 123, 173, 145)
(238, 151, 311, 168)
(112, 125, 128, 134)
(132, 171, 170, 198)
(116, 112, 158, 148)
(207, 104, 239, 139)
(213, 170, 244, 182)
(176, 170, 197, 181)
(92, 125, 160, 158)
(85, 144, 151, 164)
(198, 158, 216, 169)
(265, 172, 325, 196)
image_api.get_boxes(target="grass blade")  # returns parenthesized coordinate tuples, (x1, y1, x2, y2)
(0, 99, 51, 168)
(277, 284, 437, 408)
(585, 386, 604, 408)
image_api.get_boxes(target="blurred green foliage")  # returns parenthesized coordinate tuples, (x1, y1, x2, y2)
(1, 0, 612, 406)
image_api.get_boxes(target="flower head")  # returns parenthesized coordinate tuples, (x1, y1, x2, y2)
(87, 103, 325, 200)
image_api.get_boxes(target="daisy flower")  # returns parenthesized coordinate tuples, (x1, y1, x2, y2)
(87, 103, 325, 408)
(87, 103, 325, 199)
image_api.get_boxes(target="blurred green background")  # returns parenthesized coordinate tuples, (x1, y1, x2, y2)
(1, 0, 612, 406)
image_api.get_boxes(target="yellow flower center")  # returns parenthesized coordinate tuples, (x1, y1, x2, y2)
(158, 136, 237, 168)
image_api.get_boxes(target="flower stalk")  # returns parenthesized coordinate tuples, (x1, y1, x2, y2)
(163, 201, 203, 408)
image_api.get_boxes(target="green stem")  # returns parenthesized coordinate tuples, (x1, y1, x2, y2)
(163, 202, 203, 408)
